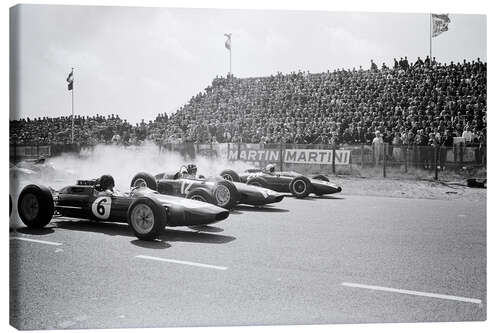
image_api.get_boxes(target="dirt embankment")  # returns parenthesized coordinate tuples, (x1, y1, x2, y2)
(329, 175, 486, 201)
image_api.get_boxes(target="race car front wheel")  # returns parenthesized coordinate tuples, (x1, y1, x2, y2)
(131, 172, 158, 191)
(187, 189, 215, 204)
(127, 197, 165, 241)
(220, 169, 241, 182)
(289, 176, 312, 199)
(17, 184, 54, 228)
(213, 180, 239, 209)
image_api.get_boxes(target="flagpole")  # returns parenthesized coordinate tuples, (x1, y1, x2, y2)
(71, 67, 74, 144)
(230, 46, 232, 75)
(429, 13, 432, 62)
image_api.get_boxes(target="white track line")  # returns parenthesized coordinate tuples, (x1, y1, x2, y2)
(341, 282, 482, 304)
(10, 237, 62, 246)
(135, 255, 227, 270)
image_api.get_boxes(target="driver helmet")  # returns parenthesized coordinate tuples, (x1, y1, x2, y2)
(265, 164, 276, 173)
(99, 174, 115, 191)
(187, 164, 197, 176)
(179, 165, 189, 175)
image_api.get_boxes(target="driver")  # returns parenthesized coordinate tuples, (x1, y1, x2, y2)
(97, 174, 118, 195)
(178, 164, 198, 179)
(264, 163, 276, 174)
(187, 164, 197, 178)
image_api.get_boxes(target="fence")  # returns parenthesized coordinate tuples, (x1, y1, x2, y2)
(10, 141, 486, 180)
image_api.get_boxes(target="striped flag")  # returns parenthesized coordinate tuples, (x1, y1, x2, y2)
(432, 14, 451, 37)
(66, 69, 74, 90)
(224, 33, 231, 50)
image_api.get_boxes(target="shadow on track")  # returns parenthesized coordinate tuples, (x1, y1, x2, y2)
(15, 227, 55, 235)
(233, 205, 289, 213)
(50, 219, 235, 245)
(188, 225, 224, 233)
(131, 239, 171, 249)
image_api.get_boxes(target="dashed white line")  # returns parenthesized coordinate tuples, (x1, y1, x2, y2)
(135, 255, 227, 270)
(341, 282, 482, 304)
(10, 237, 62, 246)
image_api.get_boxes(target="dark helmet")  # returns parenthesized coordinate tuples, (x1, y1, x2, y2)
(99, 174, 115, 190)
(187, 164, 197, 175)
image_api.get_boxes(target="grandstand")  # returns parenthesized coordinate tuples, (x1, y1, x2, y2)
(10, 58, 487, 148)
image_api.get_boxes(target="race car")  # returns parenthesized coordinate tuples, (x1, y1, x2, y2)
(16, 175, 229, 241)
(130, 165, 285, 210)
(219, 164, 342, 199)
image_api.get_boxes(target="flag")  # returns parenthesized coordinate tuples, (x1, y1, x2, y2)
(224, 33, 231, 50)
(66, 69, 74, 90)
(432, 14, 451, 38)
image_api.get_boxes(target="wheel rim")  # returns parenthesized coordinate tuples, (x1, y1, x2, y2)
(214, 185, 231, 206)
(189, 194, 207, 202)
(133, 178, 147, 188)
(293, 180, 307, 195)
(130, 203, 155, 234)
(21, 193, 39, 221)
(222, 174, 233, 181)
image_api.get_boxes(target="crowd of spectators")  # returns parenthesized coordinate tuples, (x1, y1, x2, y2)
(10, 56, 487, 151)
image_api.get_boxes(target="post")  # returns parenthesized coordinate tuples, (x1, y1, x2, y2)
(71, 67, 74, 144)
(279, 142, 284, 172)
(459, 142, 464, 169)
(383, 143, 387, 178)
(404, 145, 408, 173)
(227, 142, 230, 161)
(229, 47, 232, 75)
(434, 146, 439, 180)
(429, 13, 432, 61)
(360, 144, 364, 169)
(332, 142, 336, 175)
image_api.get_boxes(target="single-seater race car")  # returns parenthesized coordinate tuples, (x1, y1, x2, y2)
(219, 164, 342, 199)
(16, 175, 229, 241)
(130, 164, 285, 210)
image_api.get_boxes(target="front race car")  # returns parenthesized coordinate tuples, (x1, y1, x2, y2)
(232, 182, 285, 206)
(309, 178, 342, 196)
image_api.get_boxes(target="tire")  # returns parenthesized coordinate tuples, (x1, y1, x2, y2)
(17, 184, 54, 228)
(131, 172, 157, 191)
(289, 176, 312, 199)
(312, 175, 330, 182)
(220, 169, 241, 182)
(246, 177, 269, 189)
(186, 188, 215, 204)
(212, 180, 240, 209)
(127, 197, 166, 241)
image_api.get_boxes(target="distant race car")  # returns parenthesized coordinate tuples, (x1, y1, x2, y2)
(130, 169, 285, 210)
(16, 177, 229, 241)
(219, 167, 342, 199)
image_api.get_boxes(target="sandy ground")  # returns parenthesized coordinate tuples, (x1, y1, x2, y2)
(330, 175, 486, 202)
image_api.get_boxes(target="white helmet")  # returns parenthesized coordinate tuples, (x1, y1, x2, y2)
(265, 164, 276, 173)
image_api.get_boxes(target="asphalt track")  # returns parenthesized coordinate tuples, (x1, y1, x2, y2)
(9, 193, 486, 329)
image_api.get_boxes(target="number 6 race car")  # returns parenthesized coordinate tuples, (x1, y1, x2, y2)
(219, 166, 342, 199)
(16, 177, 229, 241)
(130, 169, 285, 210)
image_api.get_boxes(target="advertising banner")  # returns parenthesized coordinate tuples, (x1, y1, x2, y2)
(284, 149, 350, 165)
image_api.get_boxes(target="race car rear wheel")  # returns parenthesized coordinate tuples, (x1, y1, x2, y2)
(312, 175, 330, 182)
(187, 189, 214, 203)
(220, 169, 241, 182)
(289, 176, 312, 199)
(17, 184, 54, 228)
(213, 180, 239, 209)
(131, 172, 158, 191)
(127, 197, 165, 241)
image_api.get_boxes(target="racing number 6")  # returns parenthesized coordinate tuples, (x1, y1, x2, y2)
(91, 197, 112, 219)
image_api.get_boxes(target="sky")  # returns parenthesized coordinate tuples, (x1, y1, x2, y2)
(10, 4, 486, 124)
